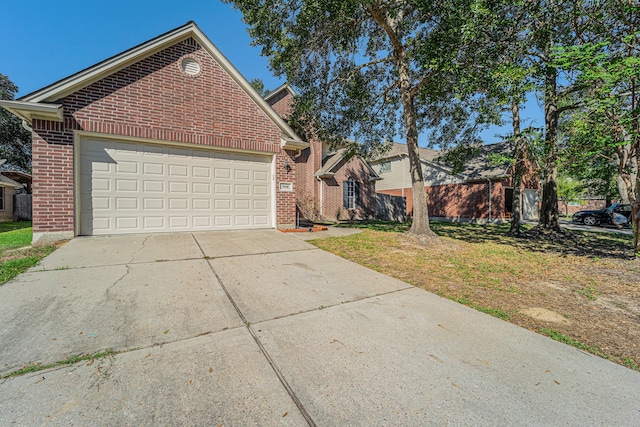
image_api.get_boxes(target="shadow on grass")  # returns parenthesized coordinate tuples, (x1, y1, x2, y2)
(0, 221, 32, 233)
(337, 220, 636, 260)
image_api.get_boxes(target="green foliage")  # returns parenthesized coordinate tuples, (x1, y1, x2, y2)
(0, 224, 56, 285)
(0, 252, 53, 285)
(556, 175, 583, 216)
(249, 78, 267, 97)
(0, 74, 31, 172)
(1, 349, 118, 379)
(0, 221, 31, 233)
(0, 227, 32, 251)
(226, 0, 481, 152)
(538, 328, 608, 359)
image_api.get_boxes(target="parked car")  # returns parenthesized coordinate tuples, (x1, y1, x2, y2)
(572, 203, 631, 226)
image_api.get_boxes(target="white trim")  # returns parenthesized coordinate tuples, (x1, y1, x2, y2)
(74, 131, 276, 236)
(74, 130, 276, 156)
(0, 100, 63, 124)
(281, 137, 309, 151)
(19, 22, 304, 143)
(264, 82, 297, 102)
(271, 156, 277, 228)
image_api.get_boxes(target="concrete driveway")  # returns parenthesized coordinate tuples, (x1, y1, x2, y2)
(0, 230, 638, 426)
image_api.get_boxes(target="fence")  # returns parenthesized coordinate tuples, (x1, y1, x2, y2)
(13, 194, 32, 221)
(375, 193, 406, 222)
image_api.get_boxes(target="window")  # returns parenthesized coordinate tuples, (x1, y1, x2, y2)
(343, 179, 361, 210)
(378, 161, 391, 174)
(0, 187, 4, 210)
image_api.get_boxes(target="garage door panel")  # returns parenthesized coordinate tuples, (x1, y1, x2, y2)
(116, 198, 138, 210)
(116, 179, 138, 192)
(193, 166, 211, 178)
(193, 199, 211, 210)
(116, 161, 138, 173)
(169, 217, 188, 228)
(144, 181, 164, 192)
(254, 215, 269, 226)
(169, 182, 188, 193)
(79, 138, 272, 235)
(169, 164, 188, 177)
(144, 163, 164, 175)
(169, 198, 188, 210)
(144, 199, 164, 210)
(116, 217, 138, 229)
(144, 217, 164, 228)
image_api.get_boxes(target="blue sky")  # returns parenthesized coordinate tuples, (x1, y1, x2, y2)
(2, 0, 541, 144)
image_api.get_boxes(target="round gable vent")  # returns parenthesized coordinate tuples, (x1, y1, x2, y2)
(181, 58, 201, 76)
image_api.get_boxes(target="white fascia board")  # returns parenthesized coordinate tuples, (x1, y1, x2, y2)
(0, 100, 63, 124)
(19, 22, 303, 142)
(264, 82, 297, 102)
(281, 137, 310, 151)
(22, 26, 196, 103)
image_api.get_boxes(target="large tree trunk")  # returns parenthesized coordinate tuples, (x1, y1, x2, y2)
(507, 100, 524, 236)
(538, 64, 562, 232)
(615, 139, 635, 205)
(373, 4, 436, 239)
(401, 74, 435, 238)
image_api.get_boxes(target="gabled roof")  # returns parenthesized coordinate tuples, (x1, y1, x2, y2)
(371, 142, 440, 163)
(0, 174, 21, 188)
(372, 141, 512, 181)
(263, 82, 297, 103)
(315, 148, 381, 181)
(1, 170, 32, 185)
(462, 141, 512, 180)
(0, 21, 307, 150)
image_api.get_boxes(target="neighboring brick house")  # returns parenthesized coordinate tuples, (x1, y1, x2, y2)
(0, 22, 309, 245)
(370, 142, 540, 222)
(265, 84, 380, 222)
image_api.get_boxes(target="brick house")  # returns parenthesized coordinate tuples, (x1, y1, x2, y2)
(370, 142, 540, 222)
(0, 22, 309, 245)
(265, 84, 380, 222)
(0, 172, 20, 222)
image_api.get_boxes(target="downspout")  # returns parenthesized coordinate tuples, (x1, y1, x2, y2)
(22, 120, 32, 132)
(317, 177, 323, 217)
(487, 179, 492, 222)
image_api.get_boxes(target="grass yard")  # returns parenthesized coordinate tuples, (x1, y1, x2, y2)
(311, 221, 640, 371)
(0, 222, 57, 285)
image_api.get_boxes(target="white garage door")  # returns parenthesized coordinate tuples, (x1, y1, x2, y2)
(79, 138, 273, 235)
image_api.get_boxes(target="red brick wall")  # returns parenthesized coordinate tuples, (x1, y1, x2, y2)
(267, 88, 324, 221)
(378, 180, 507, 220)
(31, 37, 295, 236)
(559, 199, 606, 216)
(320, 157, 375, 221)
(266, 89, 293, 119)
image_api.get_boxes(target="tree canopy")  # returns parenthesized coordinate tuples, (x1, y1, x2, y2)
(0, 74, 31, 172)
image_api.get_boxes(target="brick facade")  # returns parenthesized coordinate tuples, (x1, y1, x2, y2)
(379, 179, 509, 220)
(267, 88, 376, 222)
(30, 36, 297, 241)
(319, 157, 376, 221)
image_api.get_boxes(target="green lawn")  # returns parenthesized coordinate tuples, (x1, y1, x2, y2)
(316, 220, 639, 370)
(0, 222, 56, 285)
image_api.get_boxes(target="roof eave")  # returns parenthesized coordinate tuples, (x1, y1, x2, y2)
(281, 137, 310, 151)
(18, 21, 303, 142)
(263, 82, 297, 102)
(315, 172, 335, 179)
(0, 100, 63, 125)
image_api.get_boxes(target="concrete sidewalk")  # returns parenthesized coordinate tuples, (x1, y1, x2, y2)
(1, 230, 638, 426)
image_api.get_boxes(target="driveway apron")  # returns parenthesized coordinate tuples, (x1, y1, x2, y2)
(1, 230, 639, 426)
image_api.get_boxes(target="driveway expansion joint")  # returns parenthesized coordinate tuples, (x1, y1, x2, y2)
(191, 234, 316, 427)
(250, 285, 416, 326)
